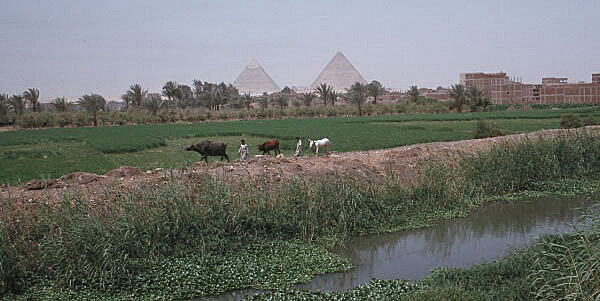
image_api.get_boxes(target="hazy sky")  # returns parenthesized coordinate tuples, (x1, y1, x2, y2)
(1, 0, 599, 101)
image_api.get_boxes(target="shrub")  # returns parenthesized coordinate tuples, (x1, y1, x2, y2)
(55, 112, 73, 127)
(74, 112, 90, 127)
(15, 114, 34, 128)
(97, 111, 109, 126)
(236, 110, 247, 120)
(560, 113, 582, 129)
(217, 111, 229, 120)
(0, 114, 14, 126)
(473, 120, 504, 139)
(109, 111, 128, 125)
(37, 112, 55, 127)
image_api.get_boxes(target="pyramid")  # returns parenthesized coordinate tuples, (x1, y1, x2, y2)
(310, 52, 367, 91)
(233, 59, 280, 95)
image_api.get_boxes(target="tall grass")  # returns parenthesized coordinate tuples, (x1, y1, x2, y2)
(528, 205, 600, 300)
(415, 132, 600, 204)
(3, 132, 600, 297)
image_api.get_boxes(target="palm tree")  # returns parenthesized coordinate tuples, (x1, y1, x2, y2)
(466, 86, 490, 111)
(8, 95, 25, 115)
(407, 85, 420, 102)
(367, 80, 385, 105)
(120, 93, 133, 109)
(348, 82, 368, 116)
(0, 94, 9, 116)
(273, 94, 288, 112)
(52, 97, 72, 112)
(300, 92, 316, 107)
(314, 83, 333, 106)
(344, 91, 366, 116)
(449, 84, 467, 113)
(329, 90, 340, 107)
(122, 84, 147, 109)
(240, 93, 253, 111)
(206, 87, 223, 111)
(350, 82, 368, 97)
(258, 93, 269, 110)
(162, 81, 178, 108)
(23, 88, 40, 112)
(145, 95, 164, 117)
(78, 94, 106, 126)
(176, 84, 192, 108)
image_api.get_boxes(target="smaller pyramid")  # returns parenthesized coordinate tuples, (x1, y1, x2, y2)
(310, 52, 367, 91)
(233, 59, 280, 95)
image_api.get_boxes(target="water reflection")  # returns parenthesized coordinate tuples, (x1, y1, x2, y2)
(295, 194, 597, 292)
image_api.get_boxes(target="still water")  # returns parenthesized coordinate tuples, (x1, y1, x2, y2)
(296, 194, 596, 292)
(210, 194, 597, 299)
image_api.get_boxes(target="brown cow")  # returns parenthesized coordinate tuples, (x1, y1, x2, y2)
(258, 139, 280, 155)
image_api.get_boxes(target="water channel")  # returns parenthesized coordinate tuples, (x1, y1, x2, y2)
(210, 194, 598, 299)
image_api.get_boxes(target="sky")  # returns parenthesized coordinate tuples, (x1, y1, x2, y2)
(1, 0, 599, 101)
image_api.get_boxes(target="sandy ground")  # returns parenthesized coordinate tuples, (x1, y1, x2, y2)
(0, 126, 16, 132)
(2, 126, 599, 204)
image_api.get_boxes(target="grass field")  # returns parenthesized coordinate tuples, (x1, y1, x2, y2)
(2, 108, 600, 185)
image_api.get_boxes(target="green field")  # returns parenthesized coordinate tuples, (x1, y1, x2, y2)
(2, 108, 600, 185)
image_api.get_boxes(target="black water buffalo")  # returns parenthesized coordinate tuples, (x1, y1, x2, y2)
(185, 140, 229, 163)
(258, 139, 280, 155)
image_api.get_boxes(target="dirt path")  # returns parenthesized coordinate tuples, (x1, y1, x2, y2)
(2, 126, 598, 204)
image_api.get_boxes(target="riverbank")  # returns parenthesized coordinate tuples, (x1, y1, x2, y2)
(3, 131, 600, 299)
(250, 200, 600, 300)
(250, 194, 599, 300)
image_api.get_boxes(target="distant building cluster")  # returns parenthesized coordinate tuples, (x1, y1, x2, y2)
(460, 72, 600, 104)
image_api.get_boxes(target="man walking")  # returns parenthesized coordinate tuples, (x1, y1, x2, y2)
(295, 137, 302, 157)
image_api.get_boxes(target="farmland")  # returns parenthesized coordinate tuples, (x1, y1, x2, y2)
(2, 107, 600, 185)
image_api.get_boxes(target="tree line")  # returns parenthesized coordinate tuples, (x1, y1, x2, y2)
(0, 80, 491, 127)
(406, 84, 490, 112)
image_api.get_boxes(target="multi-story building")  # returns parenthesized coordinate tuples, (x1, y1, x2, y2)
(460, 72, 600, 104)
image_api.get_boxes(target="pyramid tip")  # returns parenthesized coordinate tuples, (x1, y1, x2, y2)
(247, 59, 261, 69)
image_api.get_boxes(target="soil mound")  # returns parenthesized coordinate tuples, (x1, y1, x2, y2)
(23, 179, 61, 190)
(104, 166, 145, 178)
(58, 172, 105, 185)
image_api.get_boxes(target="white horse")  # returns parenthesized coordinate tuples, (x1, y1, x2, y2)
(308, 138, 331, 155)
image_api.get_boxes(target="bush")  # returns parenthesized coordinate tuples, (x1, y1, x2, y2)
(236, 110, 248, 120)
(55, 112, 73, 127)
(15, 114, 34, 128)
(560, 113, 582, 129)
(74, 112, 90, 127)
(217, 111, 229, 120)
(37, 112, 55, 127)
(0, 114, 14, 126)
(473, 120, 504, 139)
(109, 111, 128, 125)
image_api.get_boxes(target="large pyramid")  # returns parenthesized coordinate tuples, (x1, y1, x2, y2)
(310, 51, 367, 91)
(233, 59, 280, 95)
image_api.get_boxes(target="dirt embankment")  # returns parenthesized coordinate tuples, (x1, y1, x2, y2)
(2, 126, 599, 204)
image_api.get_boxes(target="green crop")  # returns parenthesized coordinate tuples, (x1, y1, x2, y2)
(2, 109, 587, 184)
